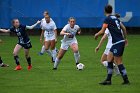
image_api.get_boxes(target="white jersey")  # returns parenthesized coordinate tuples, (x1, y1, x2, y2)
(41, 18, 57, 37)
(105, 28, 112, 49)
(62, 24, 80, 42)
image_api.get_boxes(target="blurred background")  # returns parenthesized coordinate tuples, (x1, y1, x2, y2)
(0, 0, 140, 35)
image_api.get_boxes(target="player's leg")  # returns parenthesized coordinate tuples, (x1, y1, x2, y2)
(70, 43, 80, 65)
(0, 56, 9, 67)
(24, 49, 32, 70)
(44, 40, 52, 57)
(50, 39, 57, 62)
(13, 44, 22, 70)
(99, 51, 114, 85)
(114, 56, 129, 84)
(39, 45, 45, 55)
(101, 53, 108, 67)
(53, 48, 67, 70)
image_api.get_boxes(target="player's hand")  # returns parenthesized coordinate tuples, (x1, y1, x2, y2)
(94, 33, 98, 40)
(36, 20, 41, 24)
(78, 31, 81, 35)
(125, 39, 128, 46)
(65, 33, 71, 36)
(40, 38, 43, 44)
(95, 47, 99, 53)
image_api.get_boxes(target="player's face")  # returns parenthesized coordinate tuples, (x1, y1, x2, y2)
(13, 20, 20, 27)
(45, 16, 50, 23)
(69, 19, 75, 28)
(43, 12, 49, 17)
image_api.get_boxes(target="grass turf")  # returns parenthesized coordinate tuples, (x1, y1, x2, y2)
(0, 35, 140, 93)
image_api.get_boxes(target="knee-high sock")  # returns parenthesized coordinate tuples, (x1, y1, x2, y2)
(118, 64, 128, 81)
(113, 63, 120, 75)
(102, 61, 108, 67)
(40, 45, 46, 54)
(14, 56, 20, 65)
(106, 62, 113, 81)
(46, 49, 52, 57)
(52, 49, 57, 61)
(26, 57, 31, 66)
(54, 57, 60, 68)
(74, 52, 80, 65)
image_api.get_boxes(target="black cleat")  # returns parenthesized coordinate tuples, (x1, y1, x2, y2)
(51, 57, 55, 63)
(0, 63, 9, 67)
(53, 68, 57, 70)
(122, 80, 130, 85)
(99, 80, 112, 85)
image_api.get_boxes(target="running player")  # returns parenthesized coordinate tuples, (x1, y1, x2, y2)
(40, 14, 57, 62)
(53, 17, 81, 70)
(95, 5, 130, 85)
(95, 14, 121, 75)
(39, 10, 58, 56)
(0, 19, 40, 70)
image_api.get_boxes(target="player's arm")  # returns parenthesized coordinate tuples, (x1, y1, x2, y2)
(26, 20, 41, 29)
(120, 22, 128, 46)
(0, 28, 10, 33)
(54, 29, 57, 43)
(60, 30, 70, 36)
(95, 33, 107, 53)
(94, 23, 107, 40)
(77, 28, 81, 35)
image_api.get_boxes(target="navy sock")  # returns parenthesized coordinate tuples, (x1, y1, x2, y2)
(0, 56, 3, 64)
(118, 64, 129, 81)
(106, 62, 113, 81)
(14, 56, 20, 65)
(26, 57, 31, 66)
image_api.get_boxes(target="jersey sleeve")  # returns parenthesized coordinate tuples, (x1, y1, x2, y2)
(9, 27, 14, 32)
(103, 17, 109, 28)
(62, 25, 68, 32)
(53, 23, 57, 30)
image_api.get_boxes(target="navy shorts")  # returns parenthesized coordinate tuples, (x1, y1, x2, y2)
(110, 42, 125, 57)
(18, 42, 32, 49)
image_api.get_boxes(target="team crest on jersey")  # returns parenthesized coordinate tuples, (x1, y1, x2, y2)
(113, 49, 117, 54)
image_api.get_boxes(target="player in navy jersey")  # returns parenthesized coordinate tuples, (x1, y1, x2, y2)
(95, 5, 130, 85)
(0, 19, 40, 70)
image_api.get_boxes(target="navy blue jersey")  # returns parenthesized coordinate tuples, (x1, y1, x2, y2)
(104, 15, 124, 43)
(10, 25, 30, 44)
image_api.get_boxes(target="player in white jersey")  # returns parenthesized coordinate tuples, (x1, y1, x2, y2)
(40, 14, 57, 62)
(95, 28, 120, 75)
(53, 17, 81, 70)
(39, 11, 58, 58)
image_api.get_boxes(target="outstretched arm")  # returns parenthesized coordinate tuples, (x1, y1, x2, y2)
(95, 34, 107, 53)
(0, 28, 10, 33)
(26, 20, 41, 29)
(94, 24, 107, 40)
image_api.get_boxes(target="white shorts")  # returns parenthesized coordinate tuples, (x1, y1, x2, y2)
(60, 40, 78, 50)
(104, 48, 110, 55)
(44, 34, 55, 41)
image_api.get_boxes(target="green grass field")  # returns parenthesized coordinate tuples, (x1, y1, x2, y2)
(0, 35, 140, 93)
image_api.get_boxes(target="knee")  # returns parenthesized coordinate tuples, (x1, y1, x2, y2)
(13, 51, 17, 56)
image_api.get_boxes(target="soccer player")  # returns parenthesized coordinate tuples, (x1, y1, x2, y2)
(39, 11, 58, 56)
(0, 19, 40, 70)
(0, 56, 9, 67)
(53, 17, 81, 70)
(94, 5, 130, 85)
(95, 14, 122, 75)
(40, 14, 57, 62)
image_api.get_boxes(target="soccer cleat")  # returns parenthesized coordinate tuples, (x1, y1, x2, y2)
(122, 80, 130, 85)
(14, 65, 22, 71)
(0, 63, 9, 67)
(28, 65, 32, 70)
(52, 68, 57, 70)
(99, 80, 112, 85)
(38, 52, 44, 56)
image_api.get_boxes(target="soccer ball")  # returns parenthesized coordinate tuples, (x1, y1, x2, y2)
(77, 63, 85, 70)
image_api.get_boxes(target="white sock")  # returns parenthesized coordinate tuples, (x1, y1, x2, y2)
(54, 57, 60, 68)
(102, 61, 108, 67)
(41, 45, 45, 54)
(52, 49, 57, 61)
(114, 64, 120, 75)
(46, 49, 52, 57)
(74, 52, 80, 64)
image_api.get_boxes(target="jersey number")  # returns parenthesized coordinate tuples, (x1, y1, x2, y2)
(115, 20, 120, 30)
